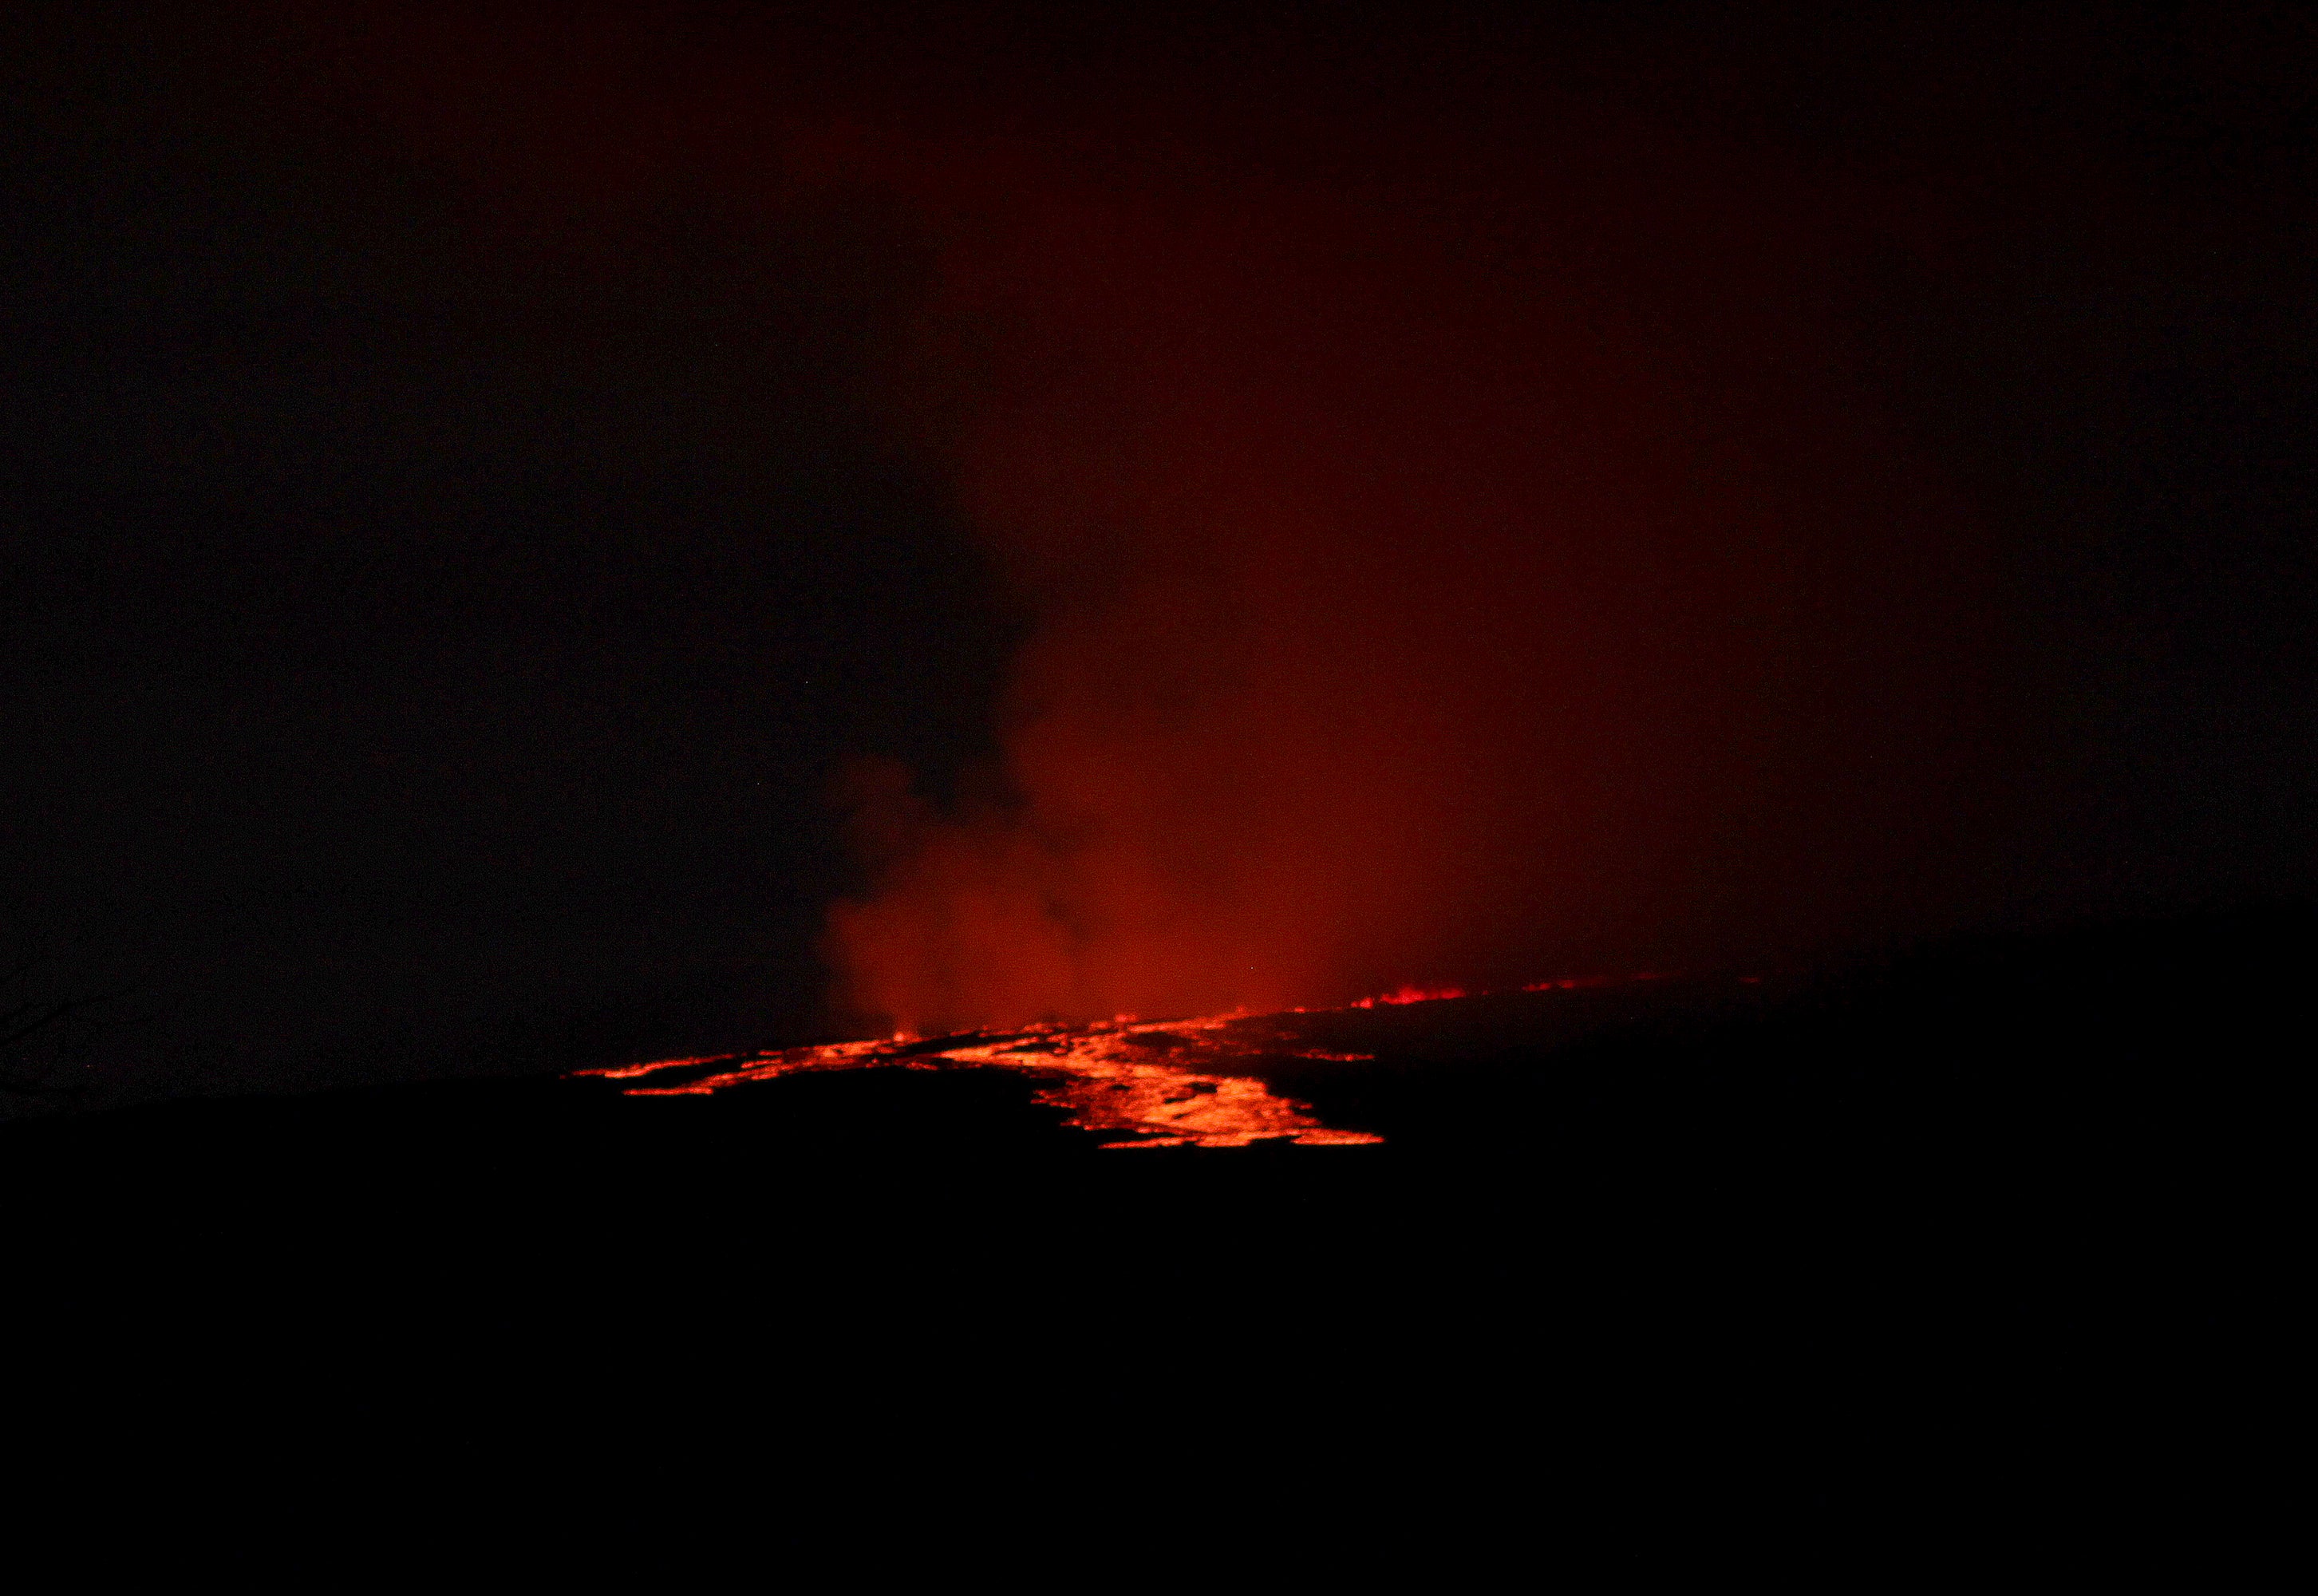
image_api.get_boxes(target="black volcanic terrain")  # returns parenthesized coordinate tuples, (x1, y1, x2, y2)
(6, 907, 2296, 1553)
(12, 909, 2298, 1364)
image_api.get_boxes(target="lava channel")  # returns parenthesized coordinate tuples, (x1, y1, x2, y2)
(575, 1011, 1384, 1148)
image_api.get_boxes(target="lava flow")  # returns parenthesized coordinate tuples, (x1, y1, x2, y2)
(577, 1009, 1384, 1148)
(575, 974, 1676, 1148)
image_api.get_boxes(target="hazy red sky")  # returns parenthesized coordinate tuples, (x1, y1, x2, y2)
(317, 3, 2311, 1037)
(778, 36, 2005, 1031)
(14, 4, 2308, 1088)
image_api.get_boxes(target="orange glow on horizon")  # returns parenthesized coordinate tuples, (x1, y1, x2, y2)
(1351, 985, 1467, 1009)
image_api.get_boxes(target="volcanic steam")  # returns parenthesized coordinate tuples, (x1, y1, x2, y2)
(822, 113, 1988, 1038)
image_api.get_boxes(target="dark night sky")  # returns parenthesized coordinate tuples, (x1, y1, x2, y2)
(5, 4, 2314, 1100)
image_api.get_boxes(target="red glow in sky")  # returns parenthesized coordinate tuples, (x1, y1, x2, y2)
(813, 116, 1988, 1036)
(310, 9, 2002, 1041)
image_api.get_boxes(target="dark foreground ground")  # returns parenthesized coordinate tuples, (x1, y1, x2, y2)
(5, 907, 2302, 1557)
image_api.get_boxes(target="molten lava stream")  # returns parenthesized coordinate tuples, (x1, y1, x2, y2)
(574, 975, 1677, 1147)
(575, 1012, 1382, 1148)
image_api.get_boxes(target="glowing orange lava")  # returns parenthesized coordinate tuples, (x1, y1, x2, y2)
(575, 1013, 1382, 1148)
(1351, 986, 1467, 1009)
(575, 974, 1674, 1148)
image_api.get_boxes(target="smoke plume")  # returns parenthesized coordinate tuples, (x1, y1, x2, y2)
(821, 104, 1992, 1036)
